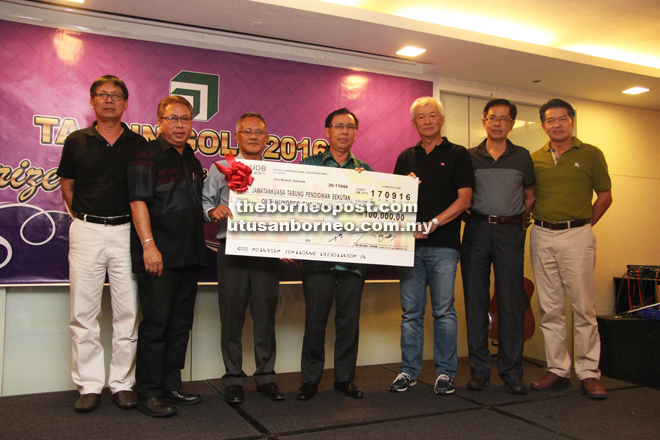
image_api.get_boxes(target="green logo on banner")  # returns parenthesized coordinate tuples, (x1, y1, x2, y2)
(170, 71, 219, 121)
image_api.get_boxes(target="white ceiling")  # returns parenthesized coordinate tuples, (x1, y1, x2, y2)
(5, 0, 660, 110)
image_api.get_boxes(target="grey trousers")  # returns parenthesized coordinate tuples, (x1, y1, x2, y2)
(461, 217, 528, 382)
(217, 242, 281, 387)
(301, 270, 365, 385)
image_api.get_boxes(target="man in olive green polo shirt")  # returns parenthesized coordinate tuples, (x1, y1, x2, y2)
(529, 99, 612, 400)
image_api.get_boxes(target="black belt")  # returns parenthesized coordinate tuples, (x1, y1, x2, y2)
(534, 219, 591, 230)
(76, 212, 131, 225)
(469, 211, 523, 224)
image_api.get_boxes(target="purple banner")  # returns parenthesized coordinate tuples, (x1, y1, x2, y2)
(0, 20, 432, 284)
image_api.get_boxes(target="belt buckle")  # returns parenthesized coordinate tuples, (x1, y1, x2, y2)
(488, 215, 498, 224)
(552, 222, 566, 230)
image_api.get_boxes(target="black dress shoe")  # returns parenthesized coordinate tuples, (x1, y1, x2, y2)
(334, 381, 364, 398)
(257, 382, 285, 401)
(505, 380, 527, 395)
(297, 383, 318, 401)
(74, 393, 101, 412)
(112, 390, 137, 409)
(467, 377, 490, 391)
(163, 390, 202, 405)
(224, 385, 244, 403)
(137, 397, 177, 418)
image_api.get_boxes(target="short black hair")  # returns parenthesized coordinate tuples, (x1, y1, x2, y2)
(325, 108, 359, 129)
(90, 75, 129, 99)
(483, 99, 517, 120)
(157, 95, 194, 119)
(539, 99, 575, 123)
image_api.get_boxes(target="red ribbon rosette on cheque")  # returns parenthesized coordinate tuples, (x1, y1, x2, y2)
(214, 153, 254, 192)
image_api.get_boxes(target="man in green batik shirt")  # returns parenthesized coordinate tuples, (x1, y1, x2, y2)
(296, 108, 372, 401)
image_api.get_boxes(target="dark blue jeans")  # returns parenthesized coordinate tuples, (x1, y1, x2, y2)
(399, 246, 460, 379)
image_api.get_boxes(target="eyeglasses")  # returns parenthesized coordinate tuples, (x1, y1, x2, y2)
(92, 92, 125, 101)
(330, 123, 357, 131)
(485, 116, 513, 123)
(544, 117, 571, 125)
(160, 115, 193, 124)
(236, 129, 267, 136)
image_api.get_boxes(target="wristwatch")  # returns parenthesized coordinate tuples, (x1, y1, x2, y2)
(431, 218, 439, 227)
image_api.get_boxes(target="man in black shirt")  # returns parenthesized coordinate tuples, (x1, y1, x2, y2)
(391, 97, 474, 395)
(57, 75, 146, 413)
(128, 96, 207, 418)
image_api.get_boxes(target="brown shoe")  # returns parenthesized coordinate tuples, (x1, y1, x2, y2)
(581, 378, 608, 400)
(112, 390, 137, 409)
(530, 372, 571, 391)
(74, 393, 101, 412)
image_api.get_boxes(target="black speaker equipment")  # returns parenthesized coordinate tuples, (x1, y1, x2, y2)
(613, 277, 658, 314)
(597, 315, 660, 389)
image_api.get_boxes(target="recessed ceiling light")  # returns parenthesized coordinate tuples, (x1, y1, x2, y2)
(65, 0, 84, 3)
(397, 46, 426, 57)
(622, 87, 650, 95)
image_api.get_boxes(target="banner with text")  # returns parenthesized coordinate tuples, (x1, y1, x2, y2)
(0, 20, 431, 284)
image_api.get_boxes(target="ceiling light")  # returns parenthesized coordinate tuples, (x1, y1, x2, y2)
(64, 0, 84, 3)
(622, 87, 650, 95)
(397, 46, 426, 57)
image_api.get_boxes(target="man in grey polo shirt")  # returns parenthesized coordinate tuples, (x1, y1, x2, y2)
(461, 99, 535, 395)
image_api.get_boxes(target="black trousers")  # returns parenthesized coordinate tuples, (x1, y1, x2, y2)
(301, 270, 365, 384)
(217, 242, 281, 387)
(135, 266, 198, 399)
(461, 218, 528, 382)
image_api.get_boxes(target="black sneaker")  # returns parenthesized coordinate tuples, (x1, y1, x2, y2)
(434, 374, 455, 395)
(389, 372, 417, 392)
